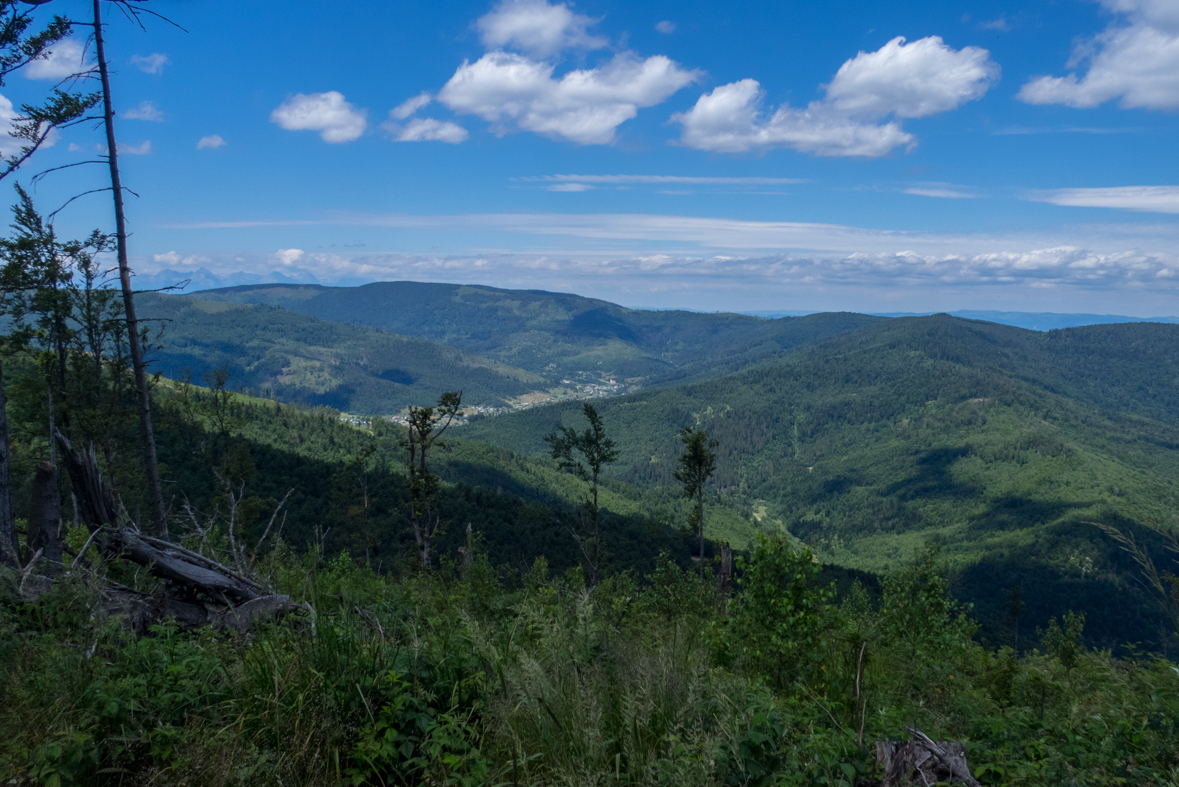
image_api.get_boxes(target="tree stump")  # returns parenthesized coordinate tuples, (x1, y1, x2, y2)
(875, 728, 979, 786)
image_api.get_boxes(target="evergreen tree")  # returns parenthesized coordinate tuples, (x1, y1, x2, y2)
(406, 391, 461, 572)
(674, 426, 718, 579)
(544, 402, 618, 587)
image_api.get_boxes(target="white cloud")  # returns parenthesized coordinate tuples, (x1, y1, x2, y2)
(131, 53, 170, 74)
(439, 50, 699, 144)
(547, 182, 593, 191)
(1018, 0, 1179, 110)
(537, 174, 806, 185)
(197, 134, 226, 149)
(385, 117, 469, 143)
(123, 140, 152, 155)
(476, 0, 607, 59)
(275, 248, 305, 266)
(152, 251, 209, 267)
(0, 94, 24, 157)
(656, 20, 676, 34)
(124, 100, 163, 122)
(24, 39, 91, 80)
(1027, 185, 1179, 213)
(674, 36, 997, 157)
(675, 79, 914, 156)
(824, 36, 998, 119)
(270, 91, 367, 143)
(68, 142, 81, 152)
(391, 91, 432, 120)
(981, 17, 1011, 32)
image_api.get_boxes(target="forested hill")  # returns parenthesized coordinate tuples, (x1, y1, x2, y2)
(136, 293, 544, 413)
(193, 281, 884, 383)
(460, 314, 1179, 649)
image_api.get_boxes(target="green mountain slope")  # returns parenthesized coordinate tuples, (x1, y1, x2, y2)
(193, 281, 883, 384)
(138, 293, 544, 413)
(459, 315, 1179, 649)
(148, 384, 757, 580)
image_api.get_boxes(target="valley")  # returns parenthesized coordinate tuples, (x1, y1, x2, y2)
(139, 282, 1179, 650)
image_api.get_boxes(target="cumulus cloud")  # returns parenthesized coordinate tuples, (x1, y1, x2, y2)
(420, 0, 699, 144)
(24, 39, 91, 80)
(0, 94, 25, 157)
(384, 117, 469, 143)
(197, 134, 226, 149)
(674, 36, 997, 157)
(391, 91, 432, 120)
(439, 50, 699, 144)
(1027, 185, 1179, 213)
(270, 91, 367, 143)
(675, 79, 914, 156)
(122, 140, 151, 155)
(124, 100, 163, 121)
(131, 53, 170, 74)
(275, 249, 305, 267)
(656, 20, 676, 34)
(476, 0, 607, 59)
(1018, 0, 1179, 110)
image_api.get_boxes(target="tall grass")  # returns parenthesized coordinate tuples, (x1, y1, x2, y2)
(3, 541, 1179, 786)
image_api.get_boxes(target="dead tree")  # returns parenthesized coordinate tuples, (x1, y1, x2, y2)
(27, 461, 62, 576)
(90, 0, 168, 539)
(0, 363, 16, 569)
(54, 428, 299, 633)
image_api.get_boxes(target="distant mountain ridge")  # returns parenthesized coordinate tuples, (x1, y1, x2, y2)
(192, 281, 883, 385)
(745, 308, 1179, 331)
(137, 292, 544, 413)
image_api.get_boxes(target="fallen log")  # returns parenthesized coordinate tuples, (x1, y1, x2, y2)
(52, 428, 300, 631)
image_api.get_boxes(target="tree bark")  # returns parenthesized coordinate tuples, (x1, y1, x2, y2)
(28, 461, 62, 575)
(92, 0, 167, 540)
(0, 363, 17, 568)
(697, 487, 705, 579)
(590, 468, 599, 587)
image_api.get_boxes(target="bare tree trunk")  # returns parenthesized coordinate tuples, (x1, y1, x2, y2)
(92, 0, 167, 540)
(458, 522, 473, 579)
(697, 487, 705, 580)
(590, 469, 600, 587)
(28, 462, 62, 576)
(0, 363, 17, 568)
(718, 542, 732, 614)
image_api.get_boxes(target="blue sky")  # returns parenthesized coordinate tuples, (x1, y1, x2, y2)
(5, 0, 1179, 313)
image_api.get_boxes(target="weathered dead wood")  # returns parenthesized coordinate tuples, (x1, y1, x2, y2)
(28, 462, 63, 576)
(108, 529, 263, 604)
(874, 727, 979, 786)
(52, 428, 301, 631)
(102, 586, 300, 635)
